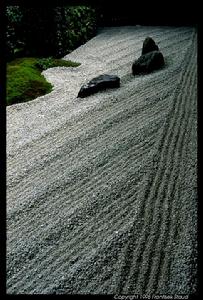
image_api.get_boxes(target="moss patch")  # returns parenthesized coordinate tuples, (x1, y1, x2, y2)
(7, 57, 80, 106)
(35, 57, 80, 71)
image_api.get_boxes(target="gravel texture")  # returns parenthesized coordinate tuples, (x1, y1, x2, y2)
(6, 26, 197, 295)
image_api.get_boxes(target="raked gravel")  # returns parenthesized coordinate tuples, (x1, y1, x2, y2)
(7, 26, 197, 295)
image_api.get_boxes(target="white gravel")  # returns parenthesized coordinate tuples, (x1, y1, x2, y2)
(7, 26, 197, 295)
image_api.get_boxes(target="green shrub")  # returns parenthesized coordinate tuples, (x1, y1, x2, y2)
(20, 7, 57, 57)
(6, 6, 97, 60)
(54, 6, 97, 57)
(35, 57, 80, 71)
(6, 6, 25, 60)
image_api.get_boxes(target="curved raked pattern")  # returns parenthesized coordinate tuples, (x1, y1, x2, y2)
(7, 26, 197, 294)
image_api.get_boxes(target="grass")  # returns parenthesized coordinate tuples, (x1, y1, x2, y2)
(6, 57, 81, 106)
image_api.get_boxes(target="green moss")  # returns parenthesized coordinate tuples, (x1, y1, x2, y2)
(35, 57, 81, 71)
(7, 57, 81, 106)
(7, 63, 52, 105)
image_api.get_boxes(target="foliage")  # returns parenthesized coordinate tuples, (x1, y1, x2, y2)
(6, 6, 25, 60)
(6, 57, 80, 106)
(54, 6, 97, 57)
(6, 6, 96, 60)
(19, 7, 57, 57)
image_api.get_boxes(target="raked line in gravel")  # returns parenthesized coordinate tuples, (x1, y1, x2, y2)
(7, 26, 197, 295)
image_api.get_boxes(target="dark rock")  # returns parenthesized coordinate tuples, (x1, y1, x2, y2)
(77, 74, 120, 98)
(132, 50, 165, 75)
(142, 37, 159, 55)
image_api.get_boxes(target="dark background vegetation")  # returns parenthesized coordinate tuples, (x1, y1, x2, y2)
(6, 5, 97, 61)
(6, 1, 198, 61)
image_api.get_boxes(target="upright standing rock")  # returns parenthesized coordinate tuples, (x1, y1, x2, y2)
(132, 50, 165, 75)
(132, 36, 164, 75)
(142, 37, 159, 55)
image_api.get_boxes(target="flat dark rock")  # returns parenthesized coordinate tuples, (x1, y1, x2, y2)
(132, 50, 165, 75)
(142, 37, 159, 55)
(77, 74, 120, 98)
